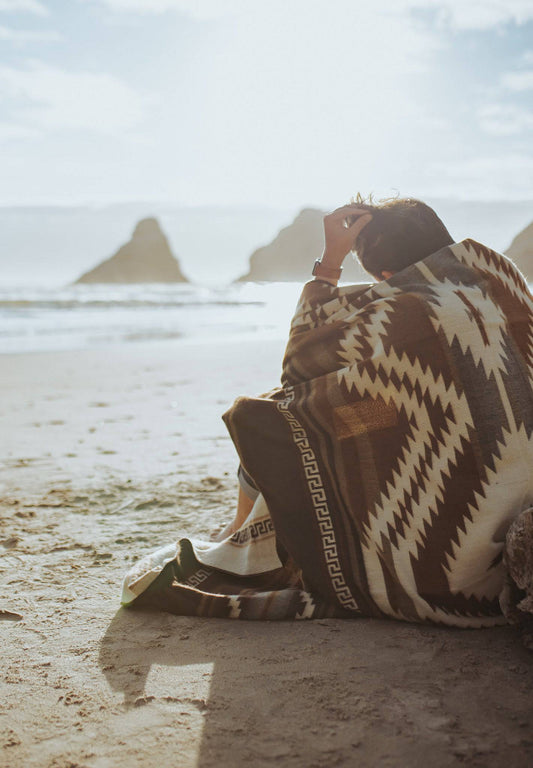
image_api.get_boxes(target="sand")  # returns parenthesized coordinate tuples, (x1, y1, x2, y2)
(1, 337, 532, 768)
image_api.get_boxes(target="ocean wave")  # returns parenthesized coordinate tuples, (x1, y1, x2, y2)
(0, 282, 302, 354)
(0, 298, 264, 310)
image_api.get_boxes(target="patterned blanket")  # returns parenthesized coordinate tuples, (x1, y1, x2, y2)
(122, 239, 533, 626)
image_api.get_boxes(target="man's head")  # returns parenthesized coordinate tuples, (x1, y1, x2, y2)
(350, 196, 454, 280)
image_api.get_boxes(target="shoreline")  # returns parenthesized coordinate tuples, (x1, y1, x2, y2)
(0, 328, 290, 358)
(0, 337, 287, 496)
(0, 281, 303, 357)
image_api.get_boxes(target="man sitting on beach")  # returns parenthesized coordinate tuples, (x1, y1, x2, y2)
(217, 198, 453, 541)
(122, 197, 533, 630)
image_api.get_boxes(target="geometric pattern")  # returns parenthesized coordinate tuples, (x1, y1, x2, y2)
(224, 239, 533, 627)
(125, 238, 533, 626)
(184, 567, 211, 588)
(229, 515, 275, 546)
(276, 389, 359, 611)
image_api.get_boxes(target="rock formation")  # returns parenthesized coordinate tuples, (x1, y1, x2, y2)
(75, 218, 188, 284)
(236, 208, 369, 283)
(506, 219, 533, 281)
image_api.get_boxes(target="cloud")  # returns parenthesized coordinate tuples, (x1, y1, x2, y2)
(408, 0, 533, 30)
(83, 0, 250, 18)
(498, 49, 533, 92)
(85, 0, 533, 29)
(0, 0, 48, 14)
(0, 25, 61, 42)
(0, 119, 39, 141)
(478, 103, 533, 135)
(500, 70, 533, 91)
(0, 62, 149, 138)
(429, 153, 533, 199)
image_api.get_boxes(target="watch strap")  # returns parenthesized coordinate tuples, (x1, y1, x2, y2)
(312, 260, 342, 280)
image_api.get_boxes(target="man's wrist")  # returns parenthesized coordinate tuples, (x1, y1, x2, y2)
(312, 258, 341, 286)
(320, 249, 345, 270)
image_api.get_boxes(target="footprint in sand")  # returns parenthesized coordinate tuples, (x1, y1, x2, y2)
(1, 537, 19, 550)
(92, 552, 113, 562)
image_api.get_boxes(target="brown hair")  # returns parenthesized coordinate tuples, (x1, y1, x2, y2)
(351, 195, 454, 280)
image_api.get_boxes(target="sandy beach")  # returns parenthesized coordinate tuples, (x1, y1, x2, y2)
(1, 337, 532, 768)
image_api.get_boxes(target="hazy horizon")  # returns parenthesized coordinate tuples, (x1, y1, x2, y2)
(0, 197, 532, 286)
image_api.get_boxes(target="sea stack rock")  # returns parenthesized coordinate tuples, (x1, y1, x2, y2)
(506, 219, 533, 280)
(236, 208, 369, 283)
(75, 218, 188, 284)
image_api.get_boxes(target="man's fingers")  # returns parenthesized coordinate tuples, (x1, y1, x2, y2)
(347, 212, 372, 239)
(325, 204, 370, 221)
(348, 212, 372, 228)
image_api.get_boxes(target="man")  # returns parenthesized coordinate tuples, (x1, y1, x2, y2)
(219, 199, 454, 539)
(123, 198, 533, 627)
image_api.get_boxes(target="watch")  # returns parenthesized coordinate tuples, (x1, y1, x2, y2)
(312, 260, 342, 280)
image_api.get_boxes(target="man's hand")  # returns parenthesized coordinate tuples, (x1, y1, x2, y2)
(322, 204, 373, 269)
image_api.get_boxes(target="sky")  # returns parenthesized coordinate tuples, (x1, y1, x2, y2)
(0, 0, 532, 208)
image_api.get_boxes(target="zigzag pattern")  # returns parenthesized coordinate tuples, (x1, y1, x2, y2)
(127, 241, 533, 626)
(279, 240, 533, 626)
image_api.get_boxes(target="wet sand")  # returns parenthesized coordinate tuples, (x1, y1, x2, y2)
(1, 338, 532, 768)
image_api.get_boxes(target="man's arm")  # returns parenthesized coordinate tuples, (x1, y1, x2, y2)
(312, 204, 373, 287)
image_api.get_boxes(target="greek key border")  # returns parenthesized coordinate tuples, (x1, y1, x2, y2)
(229, 516, 275, 546)
(276, 388, 358, 611)
(185, 567, 211, 588)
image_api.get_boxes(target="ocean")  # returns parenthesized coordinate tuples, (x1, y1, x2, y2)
(0, 282, 307, 354)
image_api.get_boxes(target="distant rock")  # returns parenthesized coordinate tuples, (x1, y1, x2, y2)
(236, 208, 370, 283)
(75, 218, 188, 284)
(506, 219, 533, 280)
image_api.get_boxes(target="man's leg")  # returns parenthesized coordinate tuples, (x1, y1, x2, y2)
(211, 466, 259, 541)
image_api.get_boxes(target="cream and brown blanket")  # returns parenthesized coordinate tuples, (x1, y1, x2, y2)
(122, 239, 533, 627)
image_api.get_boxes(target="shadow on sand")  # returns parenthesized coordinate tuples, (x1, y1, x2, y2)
(99, 606, 533, 767)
